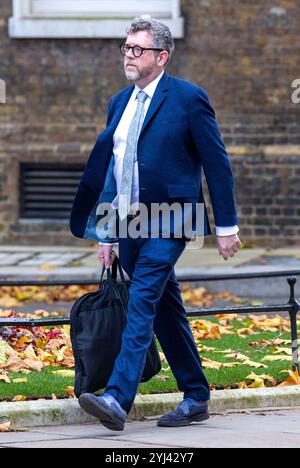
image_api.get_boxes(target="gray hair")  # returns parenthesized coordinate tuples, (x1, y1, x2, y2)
(126, 16, 175, 60)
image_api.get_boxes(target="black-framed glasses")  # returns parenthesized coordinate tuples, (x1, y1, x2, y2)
(120, 44, 164, 58)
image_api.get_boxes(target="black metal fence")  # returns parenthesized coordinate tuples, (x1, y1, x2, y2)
(0, 272, 299, 372)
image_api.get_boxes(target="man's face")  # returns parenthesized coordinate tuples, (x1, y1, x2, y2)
(124, 31, 161, 82)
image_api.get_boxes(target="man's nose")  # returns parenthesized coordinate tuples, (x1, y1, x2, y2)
(125, 48, 135, 58)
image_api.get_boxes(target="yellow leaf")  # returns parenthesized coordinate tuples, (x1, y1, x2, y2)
(202, 358, 223, 369)
(37, 349, 56, 363)
(262, 355, 292, 362)
(202, 358, 238, 369)
(224, 353, 250, 361)
(241, 360, 268, 369)
(248, 378, 265, 388)
(12, 378, 28, 384)
(222, 362, 239, 368)
(246, 373, 276, 386)
(12, 395, 27, 402)
(237, 328, 257, 336)
(273, 348, 292, 356)
(40, 264, 57, 270)
(51, 370, 75, 377)
(197, 345, 216, 353)
(0, 296, 22, 307)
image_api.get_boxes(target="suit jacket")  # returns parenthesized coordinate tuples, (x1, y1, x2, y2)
(69, 72, 239, 243)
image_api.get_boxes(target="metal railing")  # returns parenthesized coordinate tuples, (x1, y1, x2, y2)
(0, 272, 299, 372)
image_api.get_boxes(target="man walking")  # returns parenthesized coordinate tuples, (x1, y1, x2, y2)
(70, 16, 241, 431)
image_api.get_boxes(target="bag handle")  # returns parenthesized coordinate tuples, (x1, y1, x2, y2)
(105, 261, 129, 314)
(112, 255, 127, 284)
(99, 255, 127, 293)
(110, 256, 130, 303)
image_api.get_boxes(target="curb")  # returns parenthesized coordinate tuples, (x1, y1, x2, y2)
(1, 387, 300, 428)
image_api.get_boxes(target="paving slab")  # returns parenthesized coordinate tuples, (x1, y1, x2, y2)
(1, 387, 300, 429)
(1, 411, 299, 448)
(0, 253, 35, 266)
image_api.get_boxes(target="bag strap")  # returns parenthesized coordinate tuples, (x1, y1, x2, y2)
(111, 256, 129, 303)
(106, 265, 128, 314)
(99, 255, 127, 292)
(112, 256, 127, 284)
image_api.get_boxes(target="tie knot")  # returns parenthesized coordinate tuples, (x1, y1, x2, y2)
(137, 91, 148, 103)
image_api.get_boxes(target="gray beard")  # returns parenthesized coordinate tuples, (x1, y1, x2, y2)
(125, 68, 141, 82)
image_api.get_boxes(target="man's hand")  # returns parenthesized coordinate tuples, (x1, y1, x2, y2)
(217, 234, 242, 261)
(98, 244, 117, 268)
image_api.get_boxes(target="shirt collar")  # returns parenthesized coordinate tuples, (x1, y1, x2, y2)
(133, 70, 165, 100)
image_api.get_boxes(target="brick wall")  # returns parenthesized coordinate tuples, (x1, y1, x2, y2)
(0, 0, 300, 246)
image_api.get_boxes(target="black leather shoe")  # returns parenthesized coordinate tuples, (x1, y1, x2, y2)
(157, 398, 210, 427)
(79, 393, 127, 431)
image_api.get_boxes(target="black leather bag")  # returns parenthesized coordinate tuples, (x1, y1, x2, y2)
(70, 256, 161, 398)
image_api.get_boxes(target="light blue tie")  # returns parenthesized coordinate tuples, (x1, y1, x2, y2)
(118, 90, 148, 221)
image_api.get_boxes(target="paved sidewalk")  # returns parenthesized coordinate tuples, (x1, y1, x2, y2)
(0, 246, 299, 301)
(0, 245, 300, 274)
(1, 409, 299, 448)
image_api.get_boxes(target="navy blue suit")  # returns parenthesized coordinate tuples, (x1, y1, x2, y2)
(70, 72, 238, 243)
(70, 72, 238, 411)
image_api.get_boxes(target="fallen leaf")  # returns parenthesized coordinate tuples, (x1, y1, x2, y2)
(40, 264, 57, 271)
(0, 421, 12, 432)
(51, 370, 75, 377)
(202, 358, 238, 369)
(64, 386, 75, 398)
(224, 353, 250, 362)
(278, 369, 300, 387)
(154, 374, 170, 381)
(12, 395, 27, 402)
(273, 347, 292, 356)
(262, 355, 292, 362)
(248, 378, 265, 388)
(0, 372, 11, 383)
(246, 373, 277, 386)
(237, 382, 248, 389)
(237, 328, 257, 336)
(240, 360, 268, 369)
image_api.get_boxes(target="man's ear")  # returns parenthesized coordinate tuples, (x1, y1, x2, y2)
(157, 51, 170, 67)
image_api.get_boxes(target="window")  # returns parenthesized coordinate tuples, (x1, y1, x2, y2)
(9, 0, 184, 38)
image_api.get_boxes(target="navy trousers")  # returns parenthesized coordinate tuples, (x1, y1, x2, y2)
(105, 224, 210, 413)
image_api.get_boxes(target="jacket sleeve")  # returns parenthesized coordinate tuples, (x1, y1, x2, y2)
(188, 88, 239, 227)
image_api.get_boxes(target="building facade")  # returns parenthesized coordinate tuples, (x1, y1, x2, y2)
(0, 0, 300, 246)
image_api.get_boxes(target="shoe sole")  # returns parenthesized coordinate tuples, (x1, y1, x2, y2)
(157, 412, 210, 427)
(79, 394, 125, 431)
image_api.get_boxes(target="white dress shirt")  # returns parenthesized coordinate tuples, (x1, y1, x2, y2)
(99, 71, 239, 245)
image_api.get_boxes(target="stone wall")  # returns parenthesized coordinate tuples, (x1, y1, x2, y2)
(0, 0, 300, 246)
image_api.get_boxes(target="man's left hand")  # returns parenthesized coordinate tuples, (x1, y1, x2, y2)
(217, 234, 242, 261)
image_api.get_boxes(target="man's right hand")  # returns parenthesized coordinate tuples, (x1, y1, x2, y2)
(98, 244, 117, 268)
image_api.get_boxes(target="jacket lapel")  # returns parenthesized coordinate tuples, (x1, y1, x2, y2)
(109, 85, 135, 132)
(140, 72, 169, 136)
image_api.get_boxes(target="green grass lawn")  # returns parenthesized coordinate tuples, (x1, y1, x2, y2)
(0, 321, 294, 402)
